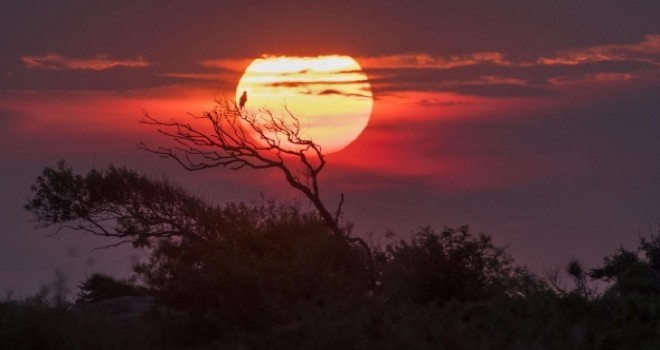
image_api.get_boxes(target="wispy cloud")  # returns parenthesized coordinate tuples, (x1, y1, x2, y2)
(357, 52, 511, 70)
(21, 53, 151, 71)
(353, 35, 660, 97)
(200, 58, 254, 72)
(268, 80, 369, 88)
(416, 99, 477, 108)
(316, 89, 371, 99)
(537, 34, 660, 66)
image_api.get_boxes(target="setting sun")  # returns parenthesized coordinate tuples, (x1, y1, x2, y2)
(235, 55, 373, 154)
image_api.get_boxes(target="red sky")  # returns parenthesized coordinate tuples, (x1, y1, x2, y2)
(1, 0, 660, 295)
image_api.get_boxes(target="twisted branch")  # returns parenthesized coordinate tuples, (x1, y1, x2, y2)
(140, 98, 349, 242)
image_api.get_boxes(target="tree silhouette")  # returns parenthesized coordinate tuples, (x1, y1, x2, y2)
(24, 161, 223, 248)
(23, 163, 374, 346)
(76, 273, 147, 305)
(139, 98, 370, 253)
(378, 226, 520, 305)
(591, 231, 660, 296)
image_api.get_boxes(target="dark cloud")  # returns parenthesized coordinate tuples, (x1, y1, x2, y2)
(366, 59, 658, 96)
(1, 1, 657, 94)
(1, 0, 658, 69)
(450, 84, 556, 98)
(280, 69, 310, 76)
(417, 99, 477, 107)
(317, 89, 371, 99)
(0, 47, 243, 92)
(0, 65, 215, 92)
(371, 79, 554, 98)
(524, 60, 657, 84)
(268, 80, 369, 89)
(20, 54, 150, 71)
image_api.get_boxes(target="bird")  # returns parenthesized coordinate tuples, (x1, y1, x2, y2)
(239, 91, 247, 109)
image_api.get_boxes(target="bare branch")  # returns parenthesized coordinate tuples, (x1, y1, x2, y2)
(139, 97, 376, 285)
(92, 240, 134, 251)
(335, 193, 345, 224)
(140, 98, 340, 235)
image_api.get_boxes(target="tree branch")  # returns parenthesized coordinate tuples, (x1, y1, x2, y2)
(139, 98, 376, 284)
(139, 98, 340, 233)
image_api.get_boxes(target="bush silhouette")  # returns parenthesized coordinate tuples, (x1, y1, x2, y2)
(137, 202, 371, 345)
(378, 226, 518, 305)
(592, 232, 660, 296)
(76, 273, 148, 305)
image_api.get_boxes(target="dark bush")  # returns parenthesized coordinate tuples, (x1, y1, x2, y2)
(136, 202, 372, 346)
(378, 226, 517, 305)
(76, 273, 148, 305)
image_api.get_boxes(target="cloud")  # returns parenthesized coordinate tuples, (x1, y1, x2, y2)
(450, 84, 556, 98)
(0, 68, 187, 92)
(537, 34, 660, 66)
(21, 53, 150, 71)
(368, 71, 557, 98)
(357, 52, 511, 70)
(550, 72, 635, 84)
(267, 80, 369, 88)
(357, 35, 660, 97)
(8, 32, 660, 98)
(199, 58, 253, 72)
(316, 89, 371, 99)
(416, 99, 477, 107)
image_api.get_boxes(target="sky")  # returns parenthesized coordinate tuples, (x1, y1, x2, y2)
(1, 0, 660, 296)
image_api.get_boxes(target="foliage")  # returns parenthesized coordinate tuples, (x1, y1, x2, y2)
(20, 162, 660, 349)
(25, 162, 373, 346)
(378, 226, 519, 305)
(76, 273, 148, 305)
(591, 230, 660, 296)
(0, 295, 158, 350)
(25, 160, 250, 248)
(590, 247, 641, 282)
(137, 201, 372, 346)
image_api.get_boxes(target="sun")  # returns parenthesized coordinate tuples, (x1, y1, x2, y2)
(235, 55, 373, 154)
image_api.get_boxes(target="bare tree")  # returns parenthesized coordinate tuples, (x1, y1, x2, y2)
(139, 98, 367, 250)
(544, 259, 597, 300)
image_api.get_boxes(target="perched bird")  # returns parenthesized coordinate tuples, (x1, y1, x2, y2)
(239, 91, 248, 109)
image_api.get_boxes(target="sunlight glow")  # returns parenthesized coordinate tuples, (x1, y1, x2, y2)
(236, 55, 373, 154)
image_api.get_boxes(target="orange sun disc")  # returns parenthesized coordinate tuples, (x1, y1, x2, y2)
(235, 55, 373, 154)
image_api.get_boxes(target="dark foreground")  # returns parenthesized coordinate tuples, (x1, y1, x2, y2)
(3, 163, 660, 349)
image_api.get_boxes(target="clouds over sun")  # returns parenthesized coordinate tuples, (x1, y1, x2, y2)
(4, 33, 659, 99)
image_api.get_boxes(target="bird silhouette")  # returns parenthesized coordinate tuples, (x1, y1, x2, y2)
(239, 91, 247, 109)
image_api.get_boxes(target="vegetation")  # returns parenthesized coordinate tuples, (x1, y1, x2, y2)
(2, 161, 657, 349)
(8, 102, 660, 348)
